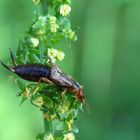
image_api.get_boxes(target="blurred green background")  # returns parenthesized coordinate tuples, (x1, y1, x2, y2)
(0, 0, 140, 140)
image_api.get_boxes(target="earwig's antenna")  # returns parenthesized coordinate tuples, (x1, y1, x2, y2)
(9, 48, 17, 66)
(85, 101, 90, 114)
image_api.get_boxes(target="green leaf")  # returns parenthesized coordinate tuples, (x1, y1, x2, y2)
(39, 44, 46, 64)
(36, 133, 43, 140)
(55, 137, 63, 140)
(59, 17, 71, 29)
(22, 43, 28, 64)
(20, 97, 27, 105)
(58, 112, 67, 120)
(56, 122, 67, 131)
(15, 79, 25, 90)
(32, 54, 41, 63)
(72, 124, 79, 133)
(43, 96, 53, 108)
(17, 91, 23, 97)
(33, 16, 47, 29)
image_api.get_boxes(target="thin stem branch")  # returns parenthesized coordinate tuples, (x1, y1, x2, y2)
(41, 0, 50, 15)
(40, 0, 53, 138)
(44, 119, 53, 136)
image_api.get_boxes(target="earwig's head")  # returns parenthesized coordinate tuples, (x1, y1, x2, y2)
(77, 87, 90, 113)
(77, 87, 85, 103)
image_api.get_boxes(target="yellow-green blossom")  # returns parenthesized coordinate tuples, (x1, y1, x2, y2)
(47, 49, 57, 63)
(22, 88, 30, 98)
(63, 133, 75, 140)
(50, 23, 59, 33)
(63, 29, 77, 41)
(47, 48, 65, 62)
(32, 96, 44, 107)
(32, 0, 40, 5)
(68, 30, 77, 41)
(57, 51, 65, 61)
(44, 113, 57, 121)
(60, 4, 71, 16)
(66, 119, 74, 131)
(30, 37, 39, 47)
(48, 48, 58, 62)
(44, 133, 54, 140)
(49, 16, 57, 24)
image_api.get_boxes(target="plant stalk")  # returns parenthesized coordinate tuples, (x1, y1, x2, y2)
(43, 118, 53, 136)
(41, 0, 50, 15)
(40, 0, 53, 138)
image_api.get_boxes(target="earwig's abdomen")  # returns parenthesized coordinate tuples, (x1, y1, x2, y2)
(13, 64, 51, 82)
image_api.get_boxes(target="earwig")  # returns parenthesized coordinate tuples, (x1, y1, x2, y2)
(0, 49, 85, 103)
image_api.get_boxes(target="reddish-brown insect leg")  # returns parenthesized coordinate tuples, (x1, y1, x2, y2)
(76, 89, 85, 103)
(38, 77, 55, 85)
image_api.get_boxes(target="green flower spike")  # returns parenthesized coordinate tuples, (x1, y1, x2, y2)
(5, 0, 84, 139)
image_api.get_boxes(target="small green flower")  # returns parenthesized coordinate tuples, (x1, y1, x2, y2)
(32, 0, 41, 5)
(48, 16, 57, 24)
(63, 29, 77, 41)
(44, 133, 54, 140)
(47, 48, 58, 62)
(30, 37, 39, 47)
(57, 50, 65, 61)
(50, 23, 59, 33)
(66, 119, 74, 131)
(68, 30, 77, 41)
(63, 133, 75, 140)
(47, 48, 65, 62)
(32, 96, 44, 107)
(60, 4, 71, 16)
(22, 88, 30, 98)
(44, 113, 57, 121)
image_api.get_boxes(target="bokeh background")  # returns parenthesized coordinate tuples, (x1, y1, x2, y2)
(0, 0, 140, 140)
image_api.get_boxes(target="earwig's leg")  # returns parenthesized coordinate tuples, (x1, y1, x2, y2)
(61, 89, 67, 97)
(38, 77, 55, 85)
(60, 89, 67, 104)
(9, 48, 17, 66)
(32, 77, 56, 95)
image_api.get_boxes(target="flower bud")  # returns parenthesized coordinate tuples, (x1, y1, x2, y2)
(57, 51, 65, 61)
(44, 133, 54, 140)
(30, 37, 39, 47)
(32, 0, 40, 5)
(50, 24, 59, 33)
(63, 133, 75, 140)
(32, 96, 44, 107)
(60, 4, 71, 16)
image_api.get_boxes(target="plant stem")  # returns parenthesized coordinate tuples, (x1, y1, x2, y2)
(44, 118, 53, 136)
(40, 0, 53, 138)
(41, 0, 50, 15)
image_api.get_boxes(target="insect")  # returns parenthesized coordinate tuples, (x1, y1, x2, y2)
(0, 49, 85, 103)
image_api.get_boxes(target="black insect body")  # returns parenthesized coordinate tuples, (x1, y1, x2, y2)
(0, 49, 85, 103)
(13, 64, 51, 83)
